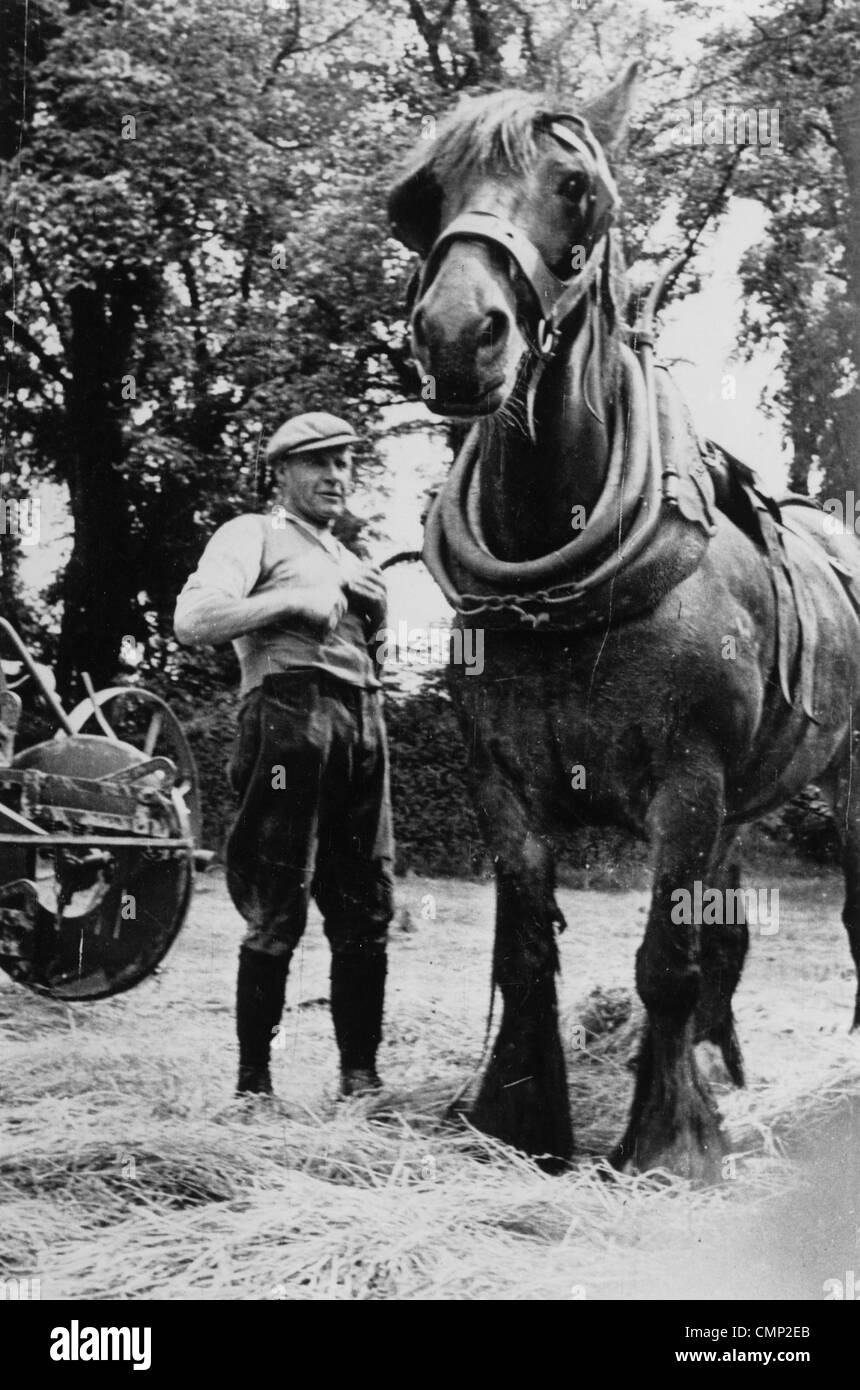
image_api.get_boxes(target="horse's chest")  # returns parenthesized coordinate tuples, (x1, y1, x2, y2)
(448, 639, 669, 818)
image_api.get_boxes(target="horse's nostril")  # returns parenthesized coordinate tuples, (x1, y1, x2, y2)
(478, 310, 509, 353)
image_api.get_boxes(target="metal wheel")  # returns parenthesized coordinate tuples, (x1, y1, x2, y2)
(0, 731, 194, 1000)
(65, 686, 201, 846)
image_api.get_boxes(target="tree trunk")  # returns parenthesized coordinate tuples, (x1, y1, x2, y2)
(54, 280, 137, 702)
(463, 0, 503, 83)
(0, 529, 23, 630)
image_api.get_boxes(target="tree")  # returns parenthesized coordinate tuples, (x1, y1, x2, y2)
(698, 0, 860, 496)
(1, 0, 410, 696)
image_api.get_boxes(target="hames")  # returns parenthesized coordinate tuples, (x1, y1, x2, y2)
(50, 1321, 151, 1370)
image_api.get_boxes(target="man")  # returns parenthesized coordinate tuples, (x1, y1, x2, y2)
(174, 412, 393, 1099)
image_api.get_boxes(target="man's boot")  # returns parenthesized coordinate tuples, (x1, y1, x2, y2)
(235, 946, 290, 1096)
(330, 949, 387, 1096)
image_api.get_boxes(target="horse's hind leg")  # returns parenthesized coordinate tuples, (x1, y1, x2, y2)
(694, 831, 749, 1086)
(823, 746, 860, 1030)
(843, 852, 860, 1032)
(613, 754, 726, 1182)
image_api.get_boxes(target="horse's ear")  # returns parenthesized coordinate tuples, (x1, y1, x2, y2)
(387, 166, 443, 255)
(580, 60, 640, 153)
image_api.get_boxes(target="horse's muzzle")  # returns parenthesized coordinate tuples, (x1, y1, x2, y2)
(411, 307, 516, 416)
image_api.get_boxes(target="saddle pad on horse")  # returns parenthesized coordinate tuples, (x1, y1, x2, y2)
(701, 438, 860, 721)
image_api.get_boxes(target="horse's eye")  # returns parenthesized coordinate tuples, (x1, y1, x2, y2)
(559, 173, 589, 204)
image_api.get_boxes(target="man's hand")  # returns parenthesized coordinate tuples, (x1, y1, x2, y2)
(290, 582, 348, 634)
(345, 563, 387, 628)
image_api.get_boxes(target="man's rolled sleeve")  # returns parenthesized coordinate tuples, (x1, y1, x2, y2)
(174, 516, 264, 646)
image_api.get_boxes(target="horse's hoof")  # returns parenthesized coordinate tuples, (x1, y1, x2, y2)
(610, 1117, 726, 1186)
(469, 1080, 574, 1167)
(470, 1028, 574, 1164)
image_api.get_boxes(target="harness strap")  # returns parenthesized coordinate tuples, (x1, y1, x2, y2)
(522, 234, 610, 439)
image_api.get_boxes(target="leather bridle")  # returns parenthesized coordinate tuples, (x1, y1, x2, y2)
(408, 115, 618, 362)
(407, 114, 619, 438)
(410, 113, 693, 619)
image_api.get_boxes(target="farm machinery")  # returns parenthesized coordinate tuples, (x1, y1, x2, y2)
(0, 619, 199, 1001)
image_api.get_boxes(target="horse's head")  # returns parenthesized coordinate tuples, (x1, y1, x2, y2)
(388, 65, 638, 418)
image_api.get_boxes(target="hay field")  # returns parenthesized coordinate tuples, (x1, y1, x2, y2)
(1, 866, 859, 1301)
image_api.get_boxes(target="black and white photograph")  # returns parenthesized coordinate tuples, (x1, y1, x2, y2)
(1, 0, 860, 1330)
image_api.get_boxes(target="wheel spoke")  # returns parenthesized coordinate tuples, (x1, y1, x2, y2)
(143, 712, 163, 756)
(65, 685, 201, 849)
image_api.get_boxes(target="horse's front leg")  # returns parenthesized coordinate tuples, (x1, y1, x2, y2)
(613, 757, 727, 1183)
(470, 829, 573, 1169)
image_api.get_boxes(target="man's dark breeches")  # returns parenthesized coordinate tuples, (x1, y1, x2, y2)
(225, 672, 394, 959)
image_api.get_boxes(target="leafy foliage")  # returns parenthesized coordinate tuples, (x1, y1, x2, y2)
(2, 0, 413, 695)
(696, 0, 860, 495)
(772, 786, 840, 865)
(384, 672, 487, 875)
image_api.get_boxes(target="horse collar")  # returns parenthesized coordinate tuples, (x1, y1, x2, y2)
(422, 348, 718, 631)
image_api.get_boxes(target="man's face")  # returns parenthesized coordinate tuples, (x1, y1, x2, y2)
(271, 447, 353, 526)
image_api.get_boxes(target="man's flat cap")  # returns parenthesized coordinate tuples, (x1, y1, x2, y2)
(265, 412, 358, 461)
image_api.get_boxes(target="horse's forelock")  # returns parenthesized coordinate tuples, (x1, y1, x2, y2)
(388, 92, 548, 248)
(412, 91, 546, 190)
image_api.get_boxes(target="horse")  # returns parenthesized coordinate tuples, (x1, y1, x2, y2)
(386, 64, 860, 1180)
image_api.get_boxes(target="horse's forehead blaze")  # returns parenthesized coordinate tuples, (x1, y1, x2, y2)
(440, 176, 528, 227)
